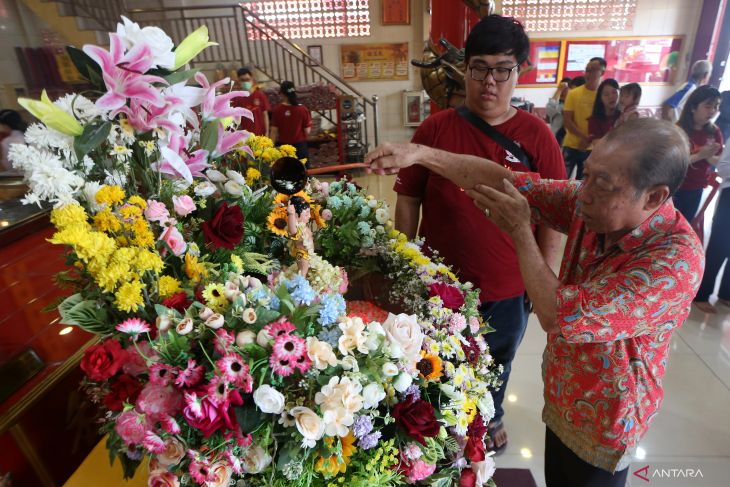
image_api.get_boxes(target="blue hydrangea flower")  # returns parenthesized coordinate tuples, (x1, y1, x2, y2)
(327, 195, 342, 210)
(329, 181, 342, 192)
(346, 182, 356, 193)
(289, 274, 316, 305)
(269, 295, 280, 311)
(317, 326, 342, 348)
(318, 293, 345, 326)
(359, 205, 371, 218)
(357, 221, 371, 236)
(341, 194, 353, 208)
(362, 236, 374, 248)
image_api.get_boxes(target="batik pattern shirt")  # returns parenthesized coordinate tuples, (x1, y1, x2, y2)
(513, 172, 704, 472)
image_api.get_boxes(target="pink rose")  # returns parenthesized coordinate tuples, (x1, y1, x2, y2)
(205, 462, 233, 487)
(136, 383, 183, 421)
(172, 195, 196, 216)
(145, 200, 170, 224)
(148, 470, 180, 487)
(114, 410, 150, 446)
(159, 225, 187, 256)
(183, 390, 243, 438)
(401, 458, 437, 483)
(155, 436, 186, 467)
(321, 209, 333, 221)
(122, 341, 158, 376)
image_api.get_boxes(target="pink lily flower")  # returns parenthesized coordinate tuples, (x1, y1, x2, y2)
(152, 146, 209, 185)
(194, 72, 254, 123)
(212, 124, 251, 158)
(83, 33, 167, 113)
(118, 98, 183, 136)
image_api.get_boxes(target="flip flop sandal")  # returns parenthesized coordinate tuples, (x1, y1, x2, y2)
(486, 420, 508, 455)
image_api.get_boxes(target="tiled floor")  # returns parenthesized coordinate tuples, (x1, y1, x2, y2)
(353, 172, 730, 487)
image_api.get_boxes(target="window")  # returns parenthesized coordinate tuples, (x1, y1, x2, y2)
(502, 0, 637, 32)
(245, 0, 370, 39)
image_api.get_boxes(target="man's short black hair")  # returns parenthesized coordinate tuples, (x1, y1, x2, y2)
(237, 67, 252, 77)
(570, 76, 586, 88)
(589, 57, 607, 70)
(465, 14, 530, 65)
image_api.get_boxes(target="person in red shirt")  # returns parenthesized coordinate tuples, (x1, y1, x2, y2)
(674, 85, 724, 221)
(394, 14, 566, 454)
(233, 67, 271, 136)
(270, 80, 312, 160)
(614, 82, 642, 128)
(366, 117, 704, 487)
(587, 78, 619, 142)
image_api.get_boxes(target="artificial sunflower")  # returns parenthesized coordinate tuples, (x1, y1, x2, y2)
(267, 206, 290, 237)
(417, 351, 444, 380)
(315, 432, 356, 476)
(311, 204, 326, 228)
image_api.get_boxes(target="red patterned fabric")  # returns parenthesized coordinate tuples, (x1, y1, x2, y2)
(346, 300, 389, 324)
(513, 172, 704, 472)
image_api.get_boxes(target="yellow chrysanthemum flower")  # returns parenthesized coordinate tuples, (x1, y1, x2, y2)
(245, 167, 261, 185)
(135, 248, 164, 274)
(279, 144, 297, 157)
(230, 254, 243, 273)
(95, 185, 125, 206)
(261, 147, 282, 164)
(50, 203, 88, 230)
(93, 208, 122, 233)
(119, 204, 143, 220)
(130, 219, 155, 247)
(158, 275, 182, 298)
(114, 279, 145, 312)
(185, 253, 207, 282)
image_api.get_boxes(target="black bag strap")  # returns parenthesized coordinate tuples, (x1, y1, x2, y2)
(456, 105, 533, 171)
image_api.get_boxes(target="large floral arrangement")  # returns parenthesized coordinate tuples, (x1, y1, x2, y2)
(10, 17, 500, 487)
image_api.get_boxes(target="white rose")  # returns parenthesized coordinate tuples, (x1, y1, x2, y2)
(241, 445, 272, 474)
(224, 180, 243, 196)
(242, 308, 257, 324)
(176, 317, 193, 335)
(223, 281, 240, 301)
(236, 330, 256, 347)
(472, 457, 496, 486)
(340, 355, 359, 371)
(365, 321, 385, 351)
(206, 169, 228, 182)
(382, 313, 424, 364)
(204, 313, 225, 329)
(382, 362, 399, 377)
(116, 17, 175, 68)
(289, 406, 325, 442)
(257, 328, 272, 347)
(306, 337, 338, 370)
(194, 181, 216, 197)
(375, 207, 389, 224)
(393, 372, 413, 393)
(199, 307, 214, 320)
(253, 385, 285, 414)
(338, 317, 368, 356)
(361, 382, 385, 409)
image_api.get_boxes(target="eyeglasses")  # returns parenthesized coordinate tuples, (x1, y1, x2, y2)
(468, 64, 519, 82)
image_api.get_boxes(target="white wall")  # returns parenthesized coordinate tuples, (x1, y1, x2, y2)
(512, 0, 705, 109)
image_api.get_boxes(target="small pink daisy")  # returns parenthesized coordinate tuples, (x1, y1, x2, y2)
(160, 415, 181, 434)
(175, 359, 204, 388)
(272, 333, 306, 362)
(216, 354, 252, 391)
(264, 319, 296, 338)
(206, 376, 231, 406)
(224, 451, 243, 475)
(188, 459, 211, 484)
(149, 364, 177, 386)
(116, 317, 151, 335)
(213, 328, 234, 356)
(269, 355, 296, 376)
(294, 353, 312, 374)
(143, 431, 165, 454)
(183, 392, 203, 419)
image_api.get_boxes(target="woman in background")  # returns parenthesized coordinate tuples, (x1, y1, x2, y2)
(270, 81, 312, 160)
(674, 86, 723, 222)
(587, 78, 619, 142)
(0, 109, 27, 171)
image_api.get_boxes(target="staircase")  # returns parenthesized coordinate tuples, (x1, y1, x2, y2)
(127, 3, 380, 161)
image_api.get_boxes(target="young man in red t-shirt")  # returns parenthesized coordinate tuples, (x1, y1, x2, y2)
(394, 15, 566, 454)
(233, 67, 271, 136)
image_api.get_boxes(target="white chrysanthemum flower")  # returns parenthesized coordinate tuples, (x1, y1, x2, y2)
(104, 169, 128, 187)
(10, 144, 83, 206)
(53, 94, 100, 122)
(24, 123, 73, 151)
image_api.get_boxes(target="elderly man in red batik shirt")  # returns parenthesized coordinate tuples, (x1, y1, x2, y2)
(365, 117, 704, 487)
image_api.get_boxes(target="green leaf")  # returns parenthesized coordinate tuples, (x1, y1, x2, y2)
(233, 403, 268, 434)
(58, 293, 111, 334)
(66, 46, 103, 87)
(200, 120, 219, 154)
(164, 68, 200, 86)
(254, 307, 280, 327)
(74, 121, 111, 163)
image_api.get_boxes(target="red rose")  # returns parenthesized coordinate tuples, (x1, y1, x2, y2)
(163, 292, 192, 313)
(80, 339, 127, 381)
(201, 202, 244, 250)
(459, 469, 477, 487)
(428, 282, 465, 310)
(392, 394, 440, 445)
(465, 433, 486, 462)
(103, 374, 143, 412)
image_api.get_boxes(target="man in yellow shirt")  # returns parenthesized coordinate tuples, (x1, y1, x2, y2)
(562, 57, 606, 179)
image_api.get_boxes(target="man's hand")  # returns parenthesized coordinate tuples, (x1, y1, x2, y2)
(364, 142, 424, 175)
(466, 179, 532, 238)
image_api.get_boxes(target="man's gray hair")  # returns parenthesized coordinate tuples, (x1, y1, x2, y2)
(604, 118, 689, 196)
(690, 59, 712, 82)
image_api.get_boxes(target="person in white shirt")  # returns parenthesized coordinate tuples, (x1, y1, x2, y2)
(0, 109, 27, 171)
(545, 76, 585, 146)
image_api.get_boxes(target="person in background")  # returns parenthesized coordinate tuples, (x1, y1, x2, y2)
(715, 90, 730, 141)
(674, 85, 723, 222)
(587, 79, 620, 142)
(270, 80, 312, 160)
(660, 59, 712, 122)
(614, 82, 642, 128)
(546, 76, 585, 146)
(563, 57, 606, 179)
(394, 14, 566, 455)
(0, 109, 27, 171)
(233, 67, 270, 136)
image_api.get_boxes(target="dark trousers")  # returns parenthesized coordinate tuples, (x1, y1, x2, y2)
(563, 147, 590, 180)
(673, 188, 704, 222)
(292, 141, 309, 160)
(545, 428, 628, 487)
(478, 294, 530, 424)
(696, 188, 730, 301)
